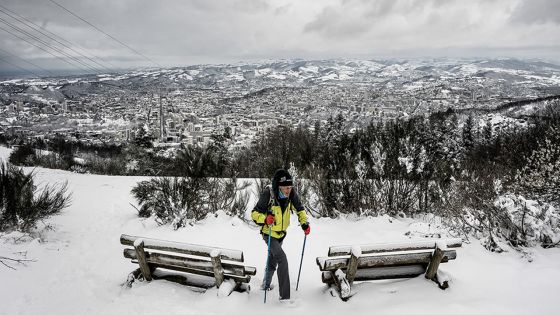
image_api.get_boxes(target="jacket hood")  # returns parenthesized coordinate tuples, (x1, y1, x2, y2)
(271, 169, 292, 200)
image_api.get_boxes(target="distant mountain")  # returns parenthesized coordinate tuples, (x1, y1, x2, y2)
(2, 58, 559, 102)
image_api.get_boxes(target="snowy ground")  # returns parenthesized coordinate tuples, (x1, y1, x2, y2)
(1, 146, 559, 315)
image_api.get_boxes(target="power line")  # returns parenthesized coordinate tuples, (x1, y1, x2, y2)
(0, 55, 41, 77)
(0, 15, 101, 73)
(0, 24, 93, 73)
(0, 47, 55, 76)
(48, 0, 162, 68)
(0, 16, 101, 73)
(0, 4, 116, 72)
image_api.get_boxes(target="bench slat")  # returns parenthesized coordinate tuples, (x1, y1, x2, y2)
(124, 249, 256, 276)
(316, 249, 456, 271)
(120, 234, 244, 262)
(152, 268, 216, 289)
(144, 262, 252, 283)
(321, 265, 427, 284)
(328, 238, 462, 256)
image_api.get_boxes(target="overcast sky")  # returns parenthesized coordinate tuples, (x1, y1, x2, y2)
(1, 0, 559, 74)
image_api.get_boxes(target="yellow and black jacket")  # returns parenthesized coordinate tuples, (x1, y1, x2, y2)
(251, 186, 307, 239)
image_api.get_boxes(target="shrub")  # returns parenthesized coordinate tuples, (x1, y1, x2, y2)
(8, 144, 36, 166)
(513, 125, 560, 206)
(439, 170, 560, 250)
(497, 194, 560, 247)
(0, 161, 71, 232)
(441, 171, 509, 251)
(131, 175, 251, 229)
(83, 155, 127, 175)
(206, 177, 250, 217)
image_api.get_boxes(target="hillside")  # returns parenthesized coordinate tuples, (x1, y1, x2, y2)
(0, 146, 559, 315)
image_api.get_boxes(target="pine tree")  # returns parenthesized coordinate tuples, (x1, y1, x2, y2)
(462, 114, 475, 151)
(133, 125, 153, 148)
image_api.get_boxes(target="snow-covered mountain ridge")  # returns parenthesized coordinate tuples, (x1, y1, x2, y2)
(3, 58, 560, 91)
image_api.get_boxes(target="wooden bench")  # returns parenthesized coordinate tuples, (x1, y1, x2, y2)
(121, 234, 256, 297)
(316, 238, 462, 300)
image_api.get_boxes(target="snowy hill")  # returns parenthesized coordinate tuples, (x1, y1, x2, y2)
(3, 58, 560, 96)
(0, 146, 559, 315)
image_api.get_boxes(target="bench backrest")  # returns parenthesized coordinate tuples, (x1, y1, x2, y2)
(120, 234, 256, 288)
(120, 234, 245, 262)
(317, 238, 461, 283)
(327, 238, 463, 256)
(317, 238, 462, 300)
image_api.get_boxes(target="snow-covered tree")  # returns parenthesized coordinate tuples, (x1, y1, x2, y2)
(514, 125, 560, 205)
(495, 194, 560, 247)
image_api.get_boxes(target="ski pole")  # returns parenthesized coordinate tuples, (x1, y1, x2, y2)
(295, 234, 307, 291)
(264, 228, 272, 304)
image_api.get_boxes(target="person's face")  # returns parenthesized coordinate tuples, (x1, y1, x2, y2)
(279, 185, 292, 196)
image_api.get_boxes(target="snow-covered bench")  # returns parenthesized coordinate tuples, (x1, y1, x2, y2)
(120, 234, 256, 297)
(316, 238, 462, 300)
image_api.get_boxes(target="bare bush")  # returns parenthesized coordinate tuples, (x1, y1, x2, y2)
(131, 175, 250, 229)
(207, 177, 251, 218)
(442, 172, 516, 251)
(0, 162, 71, 232)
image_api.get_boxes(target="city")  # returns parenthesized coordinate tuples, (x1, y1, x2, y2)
(2, 58, 559, 151)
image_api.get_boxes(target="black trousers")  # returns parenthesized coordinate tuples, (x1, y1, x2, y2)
(262, 233, 290, 300)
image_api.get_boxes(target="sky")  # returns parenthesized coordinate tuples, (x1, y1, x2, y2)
(0, 0, 559, 75)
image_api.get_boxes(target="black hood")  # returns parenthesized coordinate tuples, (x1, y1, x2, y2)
(271, 169, 292, 200)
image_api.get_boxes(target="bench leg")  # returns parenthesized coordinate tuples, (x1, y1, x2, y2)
(217, 278, 237, 298)
(426, 245, 450, 289)
(332, 269, 352, 301)
(134, 239, 152, 282)
(210, 250, 225, 288)
(435, 270, 450, 290)
(345, 250, 360, 285)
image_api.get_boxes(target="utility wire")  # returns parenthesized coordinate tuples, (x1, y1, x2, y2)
(48, 0, 162, 68)
(0, 24, 92, 73)
(0, 4, 115, 72)
(0, 16, 101, 73)
(0, 47, 55, 76)
(0, 55, 41, 77)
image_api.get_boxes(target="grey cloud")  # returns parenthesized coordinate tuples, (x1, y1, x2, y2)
(232, 0, 270, 14)
(302, 0, 444, 38)
(342, 0, 450, 19)
(510, 0, 560, 25)
(1, 0, 559, 72)
(360, 0, 398, 18)
(303, 5, 371, 38)
(274, 4, 291, 16)
(182, 0, 270, 14)
(303, 6, 338, 34)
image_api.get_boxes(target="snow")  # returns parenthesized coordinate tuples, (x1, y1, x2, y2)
(436, 241, 448, 250)
(328, 238, 462, 256)
(268, 73, 286, 80)
(224, 73, 245, 82)
(299, 66, 319, 73)
(1, 145, 560, 314)
(350, 246, 362, 257)
(101, 117, 131, 128)
(254, 68, 272, 77)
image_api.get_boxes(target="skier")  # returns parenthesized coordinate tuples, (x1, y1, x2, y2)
(251, 168, 310, 303)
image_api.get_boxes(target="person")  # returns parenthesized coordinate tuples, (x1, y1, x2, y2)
(251, 168, 310, 302)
